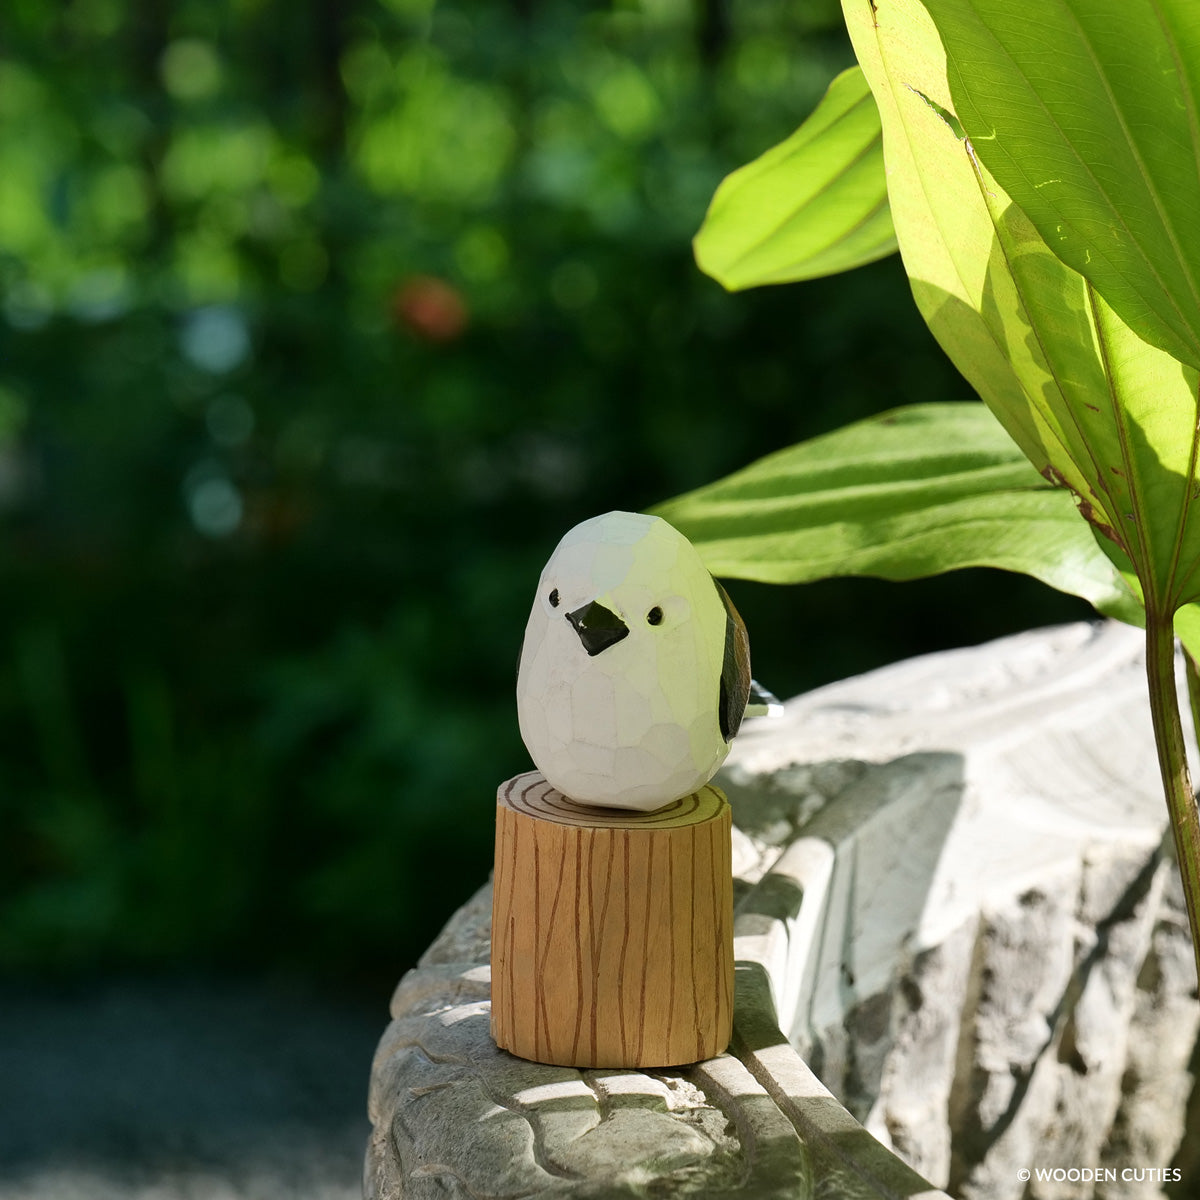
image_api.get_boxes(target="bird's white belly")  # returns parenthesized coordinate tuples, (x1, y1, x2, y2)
(517, 635, 728, 811)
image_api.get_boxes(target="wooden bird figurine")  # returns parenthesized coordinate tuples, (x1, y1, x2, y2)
(516, 510, 776, 812)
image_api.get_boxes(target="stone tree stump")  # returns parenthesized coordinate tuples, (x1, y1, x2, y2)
(366, 621, 1200, 1199)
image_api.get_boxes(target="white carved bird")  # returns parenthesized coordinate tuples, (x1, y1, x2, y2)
(516, 510, 779, 812)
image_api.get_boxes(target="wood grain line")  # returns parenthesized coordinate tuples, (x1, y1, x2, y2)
(666, 842, 676, 1059)
(591, 831, 615, 1065)
(532, 821, 546, 1060)
(710, 819, 722, 1041)
(539, 822, 570, 1063)
(571, 831, 585, 1063)
(617, 831, 630, 1061)
(687, 827, 699, 1062)
(636, 834, 654, 1064)
(502, 772, 715, 828)
(506, 808, 520, 1046)
(517, 774, 539, 813)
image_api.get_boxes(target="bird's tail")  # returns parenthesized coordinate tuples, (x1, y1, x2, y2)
(743, 678, 784, 720)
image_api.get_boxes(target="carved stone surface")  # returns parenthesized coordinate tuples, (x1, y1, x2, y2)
(367, 621, 1200, 1199)
(365, 956, 810, 1199)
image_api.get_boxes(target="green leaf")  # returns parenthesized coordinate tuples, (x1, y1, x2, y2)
(842, 0, 1200, 619)
(840, 0, 1067, 481)
(652, 402, 1140, 620)
(968, 158, 1200, 612)
(1175, 603, 1200, 662)
(922, 0, 1200, 371)
(693, 66, 897, 290)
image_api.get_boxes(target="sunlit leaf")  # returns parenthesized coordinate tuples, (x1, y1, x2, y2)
(653, 402, 1139, 621)
(842, 0, 1200, 619)
(1175, 603, 1200, 662)
(973, 167, 1200, 612)
(923, 0, 1200, 372)
(841, 0, 1061, 473)
(693, 66, 897, 290)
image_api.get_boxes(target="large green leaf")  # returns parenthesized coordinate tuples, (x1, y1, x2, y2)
(840, 0, 1071, 486)
(842, 0, 1200, 618)
(653, 402, 1139, 620)
(922, 0, 1200, 372)
(693, 66, 897, 290)
(846, 0, 1200, 995)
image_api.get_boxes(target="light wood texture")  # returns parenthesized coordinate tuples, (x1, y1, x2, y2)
(367, 622, 1200, 1199)
(490, 772, 734, 1068)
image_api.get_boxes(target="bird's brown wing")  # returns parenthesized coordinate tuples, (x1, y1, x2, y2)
(713, 577, 751, 742)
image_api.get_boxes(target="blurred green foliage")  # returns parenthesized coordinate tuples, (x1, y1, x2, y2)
(0, 0, 1089, 982)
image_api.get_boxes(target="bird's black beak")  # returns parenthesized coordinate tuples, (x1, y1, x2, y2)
(566, 600, 629, 656)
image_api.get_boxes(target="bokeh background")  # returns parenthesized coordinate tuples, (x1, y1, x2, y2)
(0, 0, 1092, 994)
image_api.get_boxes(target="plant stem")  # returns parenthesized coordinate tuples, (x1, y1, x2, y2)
(1146, 612, 1200, 990)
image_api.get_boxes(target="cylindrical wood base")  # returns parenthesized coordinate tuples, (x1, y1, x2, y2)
(490, 771, 733, 1069)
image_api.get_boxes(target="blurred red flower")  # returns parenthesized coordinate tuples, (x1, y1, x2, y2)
(392, 276, 470, 343)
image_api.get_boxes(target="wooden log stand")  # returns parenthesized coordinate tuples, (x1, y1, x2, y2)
(491, 770, 733, 1069)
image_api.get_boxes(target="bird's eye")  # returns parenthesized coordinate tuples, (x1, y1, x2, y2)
(647, 606, 663, 626)
(548, 588, 560, 608)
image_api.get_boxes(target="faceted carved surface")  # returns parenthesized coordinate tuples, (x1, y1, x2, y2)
(516, 511, 733, 811)
(368, 621, 1200, 1200)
